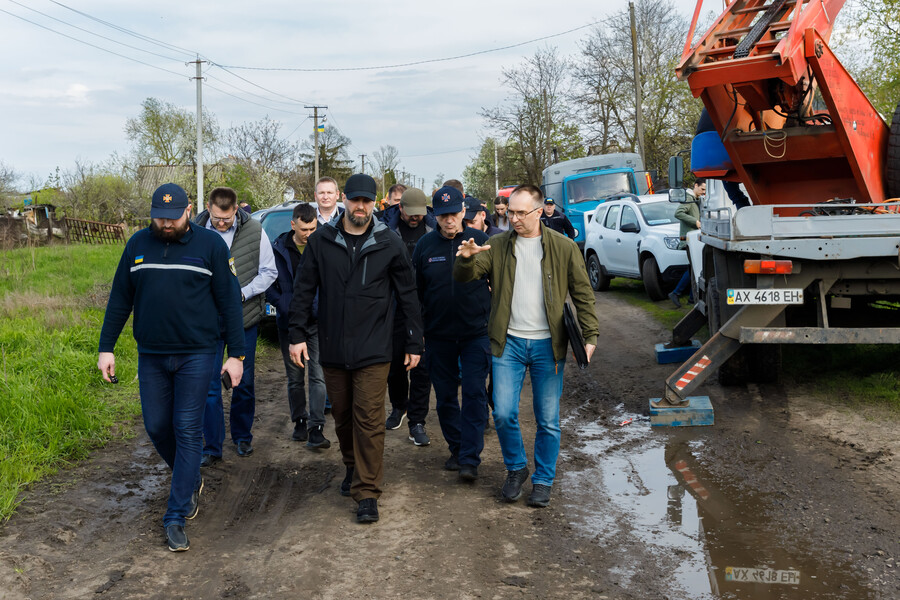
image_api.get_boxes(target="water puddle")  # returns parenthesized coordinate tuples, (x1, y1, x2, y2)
(561, 408, 874, 599)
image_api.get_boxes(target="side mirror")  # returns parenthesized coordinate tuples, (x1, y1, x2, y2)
(620, 222, 640, 233)
(668, 188, 687, 203)
(668, 156, 684, 189)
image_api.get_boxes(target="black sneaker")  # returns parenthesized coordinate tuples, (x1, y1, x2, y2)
(443, 455, 460, 471)
(236, 440, 253, 457)
(340, 466, 353, 497)
(307, 425, 331, 449)
(408, 424, 430, 446)
(527, 484, 552, 508)
(186, 477, 203, 520)
(292, 419, 308, 442)
(458, 464, 478, 481)
(501, 467, 530, 502)
(385, 408, 406, 430)
(165, 524, 189, 552)
(356, 498, 379, 523)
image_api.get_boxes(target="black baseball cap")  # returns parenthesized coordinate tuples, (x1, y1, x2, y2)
(344, 173, 377, 201)
(464, 197, 486, 220)
(432, 186, 464, 216)
(150, 183, 190, 219)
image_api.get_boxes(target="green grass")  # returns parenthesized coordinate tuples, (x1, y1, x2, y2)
(0, 244, 140, 521)
(606, 277, 899, 413)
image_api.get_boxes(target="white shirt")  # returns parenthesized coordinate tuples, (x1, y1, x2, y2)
(508, 235, 551, 339)
(205, 218, 277, 301)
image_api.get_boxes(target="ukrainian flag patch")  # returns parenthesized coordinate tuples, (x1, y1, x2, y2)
(134, 256, 144, 264)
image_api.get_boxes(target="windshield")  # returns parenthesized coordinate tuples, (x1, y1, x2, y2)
(566, 172, 633, 205)
(639, 202, 679, 226)
(261, 211, 293, 240)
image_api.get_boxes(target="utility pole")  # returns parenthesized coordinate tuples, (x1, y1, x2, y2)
(630, 2, 646, 167)
(189, 56, 207, 214)
(359, 154, 366, 174)
(305, 105, 327, 183)
(494, 139, 499, 194)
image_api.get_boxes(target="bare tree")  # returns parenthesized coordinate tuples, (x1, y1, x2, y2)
(125, 97, 219, 166)
(372, 145, 401, 193)
(572, 1, 701, 177)
(0, 161, 18, 202)
(225, 116, 299, 173)
(481, 47, 584, 186)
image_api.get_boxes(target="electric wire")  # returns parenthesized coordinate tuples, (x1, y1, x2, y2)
(0, 7, 188, 79)
(400, 147, 476, 158)
(204, 83, 308, 115)
(216, 22, 599, 72)
(207, 63, 313, 106)
(47, 0, 197, 58)
(7, 0, 186, 63)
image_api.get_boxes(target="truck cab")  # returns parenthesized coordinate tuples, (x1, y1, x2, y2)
(541, 153, 652, 253)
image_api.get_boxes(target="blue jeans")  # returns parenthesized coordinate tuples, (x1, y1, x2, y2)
(138, 352, 214, 527)
(492, 335, 565, 486)
(203, 325, 258, 456)
(426, 335, 490, 466)
(277, 325, 326, 428)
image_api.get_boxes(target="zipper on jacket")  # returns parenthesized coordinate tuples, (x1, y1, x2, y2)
(361, 257, 368, 286)
(547, 272, 552, 303)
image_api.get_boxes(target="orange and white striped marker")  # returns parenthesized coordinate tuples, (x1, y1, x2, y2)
(675, 355, 712, 390)
(674, 459, 710, 501)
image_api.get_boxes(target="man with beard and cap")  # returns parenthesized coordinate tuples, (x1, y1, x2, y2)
(289, 174, 423, 524)
(98, 183, 245, 552)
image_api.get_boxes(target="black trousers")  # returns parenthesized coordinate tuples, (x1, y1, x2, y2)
(387, 325, 431, 427)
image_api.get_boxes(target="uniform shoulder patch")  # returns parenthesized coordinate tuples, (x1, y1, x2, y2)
(228, 256, 237, 276)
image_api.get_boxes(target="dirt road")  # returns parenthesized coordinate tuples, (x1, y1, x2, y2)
(1, 291, 897, 599)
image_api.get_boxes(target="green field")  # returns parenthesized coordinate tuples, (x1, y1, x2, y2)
(0, 243, 141, 521)
(607, 278, 900, 412)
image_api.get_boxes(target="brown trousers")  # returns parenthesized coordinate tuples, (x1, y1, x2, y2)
(323, 363, 391, 501)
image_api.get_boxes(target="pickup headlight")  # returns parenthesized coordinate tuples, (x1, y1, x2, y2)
(664, 236, 680, 250)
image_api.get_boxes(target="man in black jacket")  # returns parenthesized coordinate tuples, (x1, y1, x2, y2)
(267, 202, 330, 448)
(412, 186, 492, 480)
(379, 188, 435, 446)
(540, 198, 576, 239)
(289, 173, 423, 524)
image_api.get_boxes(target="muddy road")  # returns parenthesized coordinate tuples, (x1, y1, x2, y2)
(1, 291, 897, 599)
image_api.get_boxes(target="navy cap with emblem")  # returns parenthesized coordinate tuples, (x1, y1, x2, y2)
(432, 185, 464, 216)
(150, 183, 190, 219)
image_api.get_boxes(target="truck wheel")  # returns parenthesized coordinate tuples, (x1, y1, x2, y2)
(747, 345, 781, 383)
(888, 101, 900, 199)
(641, 256, 666, 301)
(587, 253, 611, 291)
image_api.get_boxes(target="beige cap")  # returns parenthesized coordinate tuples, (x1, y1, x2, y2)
(400, 188, 428, 216)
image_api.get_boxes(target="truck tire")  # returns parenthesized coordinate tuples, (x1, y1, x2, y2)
(888, 101, 900, 199)
(641, 256, 666, 301)
(587, 253, 611, 291)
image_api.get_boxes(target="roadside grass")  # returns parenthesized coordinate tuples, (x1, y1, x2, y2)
(0, 244, 140, 522)
(606, 277, 900, 413)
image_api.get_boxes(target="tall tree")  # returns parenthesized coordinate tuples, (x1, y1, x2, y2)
(225, 116, 299, 173)
(299, 127, 354, 186)
(463, 138, 528, 204)
(372, 144, 401, 194)
(841, 0, 900, 117)
(0, 160, 18, 204)
(125, 97, 219, 166)
(481, 47, 584, 186)
(572, 1, 700, 178)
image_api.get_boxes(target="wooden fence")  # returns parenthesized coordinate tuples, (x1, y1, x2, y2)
(64, 217, 126, 244)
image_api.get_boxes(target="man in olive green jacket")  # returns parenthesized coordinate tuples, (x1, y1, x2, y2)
(670, 178, 706, 307)
(453, 184, 599, 508)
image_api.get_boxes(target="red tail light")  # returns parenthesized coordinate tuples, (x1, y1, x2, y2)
(744, 259, 793, 274)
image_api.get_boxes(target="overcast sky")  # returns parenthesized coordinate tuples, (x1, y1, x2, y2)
(2, 0, 706, 192)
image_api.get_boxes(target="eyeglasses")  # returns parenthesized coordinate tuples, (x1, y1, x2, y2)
(507, 206, 542, 220)
(210, 214, 236, 224)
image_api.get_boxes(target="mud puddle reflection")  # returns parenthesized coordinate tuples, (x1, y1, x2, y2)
(561, 407, 873, 599)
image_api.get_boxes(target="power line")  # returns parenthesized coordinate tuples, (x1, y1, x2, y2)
(204, 83, 308, 115)
(216, 22, 599, 72)
(207, 63, 313, 106)
(47, 0, 197, 58)
(7, 0, 186, 63)
(0, 7, 188, 79)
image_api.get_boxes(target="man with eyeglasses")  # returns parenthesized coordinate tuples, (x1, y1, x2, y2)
(453, 184, 599, 508)
(194, 187, 277, 465)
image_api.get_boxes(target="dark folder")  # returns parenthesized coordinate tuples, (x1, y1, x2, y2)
(564, 302, 589, 369)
